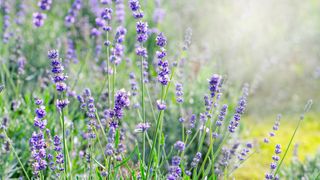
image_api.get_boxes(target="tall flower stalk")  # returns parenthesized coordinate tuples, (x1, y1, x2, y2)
(48, 50, 70, 178)
(129, 0, 148, 163)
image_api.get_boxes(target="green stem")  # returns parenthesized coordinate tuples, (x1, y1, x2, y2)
(141, 56, 146, 163)
(112, 64, 116, 107)
(60, 109, 68, 179)
(4, 131, 30, 180)
(95, 111, 108, 141)
(273, 118, 303, 177)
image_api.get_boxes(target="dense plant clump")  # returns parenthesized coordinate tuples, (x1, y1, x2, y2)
(0, 0, 316, 179)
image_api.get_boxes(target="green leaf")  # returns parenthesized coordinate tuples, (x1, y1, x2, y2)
(160, 133, 165, 145)
(96, 168, 103, 180)
(136, 144, 146, 180)
(115, 128, 120, 148)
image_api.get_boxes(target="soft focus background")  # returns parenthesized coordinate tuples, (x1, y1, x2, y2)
(165, 0, 320, 178)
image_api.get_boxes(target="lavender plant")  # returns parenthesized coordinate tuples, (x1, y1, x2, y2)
(0, 0, 317, 179)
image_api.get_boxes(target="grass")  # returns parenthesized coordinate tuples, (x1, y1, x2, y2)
(234, 113, 320, 179)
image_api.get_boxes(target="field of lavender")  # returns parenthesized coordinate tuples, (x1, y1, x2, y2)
(1, 0, 320, 179)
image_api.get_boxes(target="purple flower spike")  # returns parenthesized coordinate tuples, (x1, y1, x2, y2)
(174, 141, 185, 151)
(208, 74, 221, 98)
(156, 100, 167, 110)
(33, 12, 47, 27)
(129, 0, 140, 11)
(135, 122, 150, 133)
(156, 33, 167, 47)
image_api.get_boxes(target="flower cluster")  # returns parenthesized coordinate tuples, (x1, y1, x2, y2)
(30, 132, 47, 176)
(208, 74, 221, 98)
(228, 84, 249, 133)
(105, 124, 116, 156)
(167, 156, 182, 180)
(34, 104, 47, 130)
(265, 144, 282, 180)
(2, 1, 10, 43)
(33, 12, 47, 28)
(52, 135, 64, 172)
(110, 27, 127, 65)
(66, 38, 78, 64)
(136, 21, 148, 43)
(264, 114, 281, 143)
(142, 60, 149, 83)
(188, 114, 197, 130)
(128, 0, 144, 19)
(115, 0, 125, 24)
(156, 99, 167, 111)
(204, 95, 212, 111)
(134, 122, 150, 133)
(175, 83, 184, 103)
(156, 33, 170, 85)
(112, 89, 130, 119)
(153, 0, 165, 24)
(191, 152, 202, 168)
(129, 72, 138, 96)
(38, 0, 52, 10)
(77, 88, 97, 139)
(29, 99, 48, 176)
(237, 143, 253, 161)
(216, 104, 228, 127)
(33, 0, 52, 27)
(65, 0, 82, 26)
(48, 50, 69, 110)
(174, 141, 185, 151)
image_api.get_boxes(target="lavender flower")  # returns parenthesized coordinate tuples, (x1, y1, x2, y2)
(105, 126, 116, 156)
(1, 2, 10, 43)
(171, 156, 181, 166)
(113, 89, 130, 119)
(101, 0, 111, 4)
(175, 83, 184, 103)
(191, 152, 202, 167)
(174, 141, 185, 151)
(183, 28, 192, 50)
(189, 114, 196, 129)
(115, 0, 125, 24)
(48, 49, 69, 110)
(65, 0, 82, 26)
(265, 144, 282, 179)
(136, 21, 148, 43)
(153, 7, 165, 24)
(136, 47, 147, 57)
(216, 104, 228, 127)
(167, 166, 182, 179)
(229, 84, 249, 133)
(134, 122, 150, 133)
(129, 0, 141, 12)
(156, 33, 167, 47)
(157, 59, 170, 85)
(66, 38, 78, 64)
(33, 12, 47, 27)
(208, 74, 221, 98)
(30, 132, 47, 175)
(156, 100, 167, 110)
(204, 95, 212, 111)
(129, 0, 144, 19)
(53, 135, 64, 170)
(156, 33, 170, 85)
(129, 72, 138, 96)
(38, 0, 52, 10)
(110, 26, 127, 65)
(30, 99, 49, 176)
